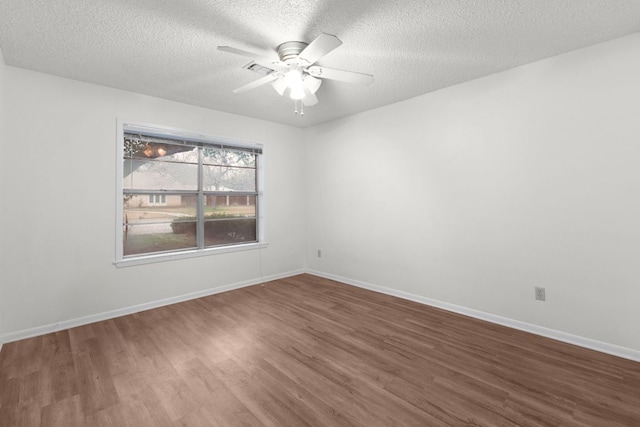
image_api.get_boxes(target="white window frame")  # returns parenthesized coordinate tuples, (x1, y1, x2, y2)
(115, 119, 267, 267)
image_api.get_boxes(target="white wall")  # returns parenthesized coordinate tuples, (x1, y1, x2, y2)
(305, 34, 640, 353)
(0, 65, 305, 339)
(2, 33, 639, 358)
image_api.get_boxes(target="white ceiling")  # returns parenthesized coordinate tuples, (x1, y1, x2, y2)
(1, 1, 639, 128)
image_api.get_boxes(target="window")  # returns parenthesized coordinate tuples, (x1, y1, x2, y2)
(148, 194, 166, 206)
(116, 122, 264, 265)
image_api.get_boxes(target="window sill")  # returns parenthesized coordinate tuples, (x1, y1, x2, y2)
(114, 242, 269, 268)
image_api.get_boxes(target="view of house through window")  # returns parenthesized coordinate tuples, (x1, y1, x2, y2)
(120, 125, 262, 259)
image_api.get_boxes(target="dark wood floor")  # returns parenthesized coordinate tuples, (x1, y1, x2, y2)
(1, 274, 639, 426)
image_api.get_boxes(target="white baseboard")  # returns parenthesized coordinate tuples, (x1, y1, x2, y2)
(4, 268, 638, 363)
(305, 269, 640, 363)
(0, 269, 304, 347)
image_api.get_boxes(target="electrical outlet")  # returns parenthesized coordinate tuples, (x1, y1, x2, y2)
(535, 287, 546, 301)
(317, 249, 322, 258)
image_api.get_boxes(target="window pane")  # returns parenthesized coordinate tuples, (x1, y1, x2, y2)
(123, 194, 197, 224)
(125, 138, 198, 162)
(203, 165, 256, 191)
(123, 194, 199, 256)
(123, 222, 197, 256)
(202, 147, 256, 167)
(204, 195, 256, 217)
(123, 159, 198, 190)
(204, 218, 257, 247)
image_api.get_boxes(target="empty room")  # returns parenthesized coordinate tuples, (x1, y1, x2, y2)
(1, 1, 639, 426)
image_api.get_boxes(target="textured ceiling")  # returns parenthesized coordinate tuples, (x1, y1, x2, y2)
(1, 1, 640, 127)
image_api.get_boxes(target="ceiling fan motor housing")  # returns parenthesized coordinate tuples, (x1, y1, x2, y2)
(277, 41, 308, 62)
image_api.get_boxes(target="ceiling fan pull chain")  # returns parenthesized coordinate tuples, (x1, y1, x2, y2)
(301, 102, 304, 116)
(294, 99, 298, 115)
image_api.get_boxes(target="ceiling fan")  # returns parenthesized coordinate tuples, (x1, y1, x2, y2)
(218, 33, 374, 115)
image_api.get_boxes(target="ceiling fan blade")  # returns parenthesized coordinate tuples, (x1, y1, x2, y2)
(298, 33, 342, 66)
(218, 46, 272, 63)
(307, 66, 374, 85)
(233, 73, 280, 94)
(218, 46, 286, 71)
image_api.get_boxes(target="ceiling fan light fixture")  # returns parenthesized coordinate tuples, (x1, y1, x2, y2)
(289, 87, 305, 100)
(271, 78, 287, 96)
(286, 69, 305, 100)
(304, 75, 322, 94)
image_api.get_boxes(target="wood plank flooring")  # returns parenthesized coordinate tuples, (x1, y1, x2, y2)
(1, 274, 639, 426)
